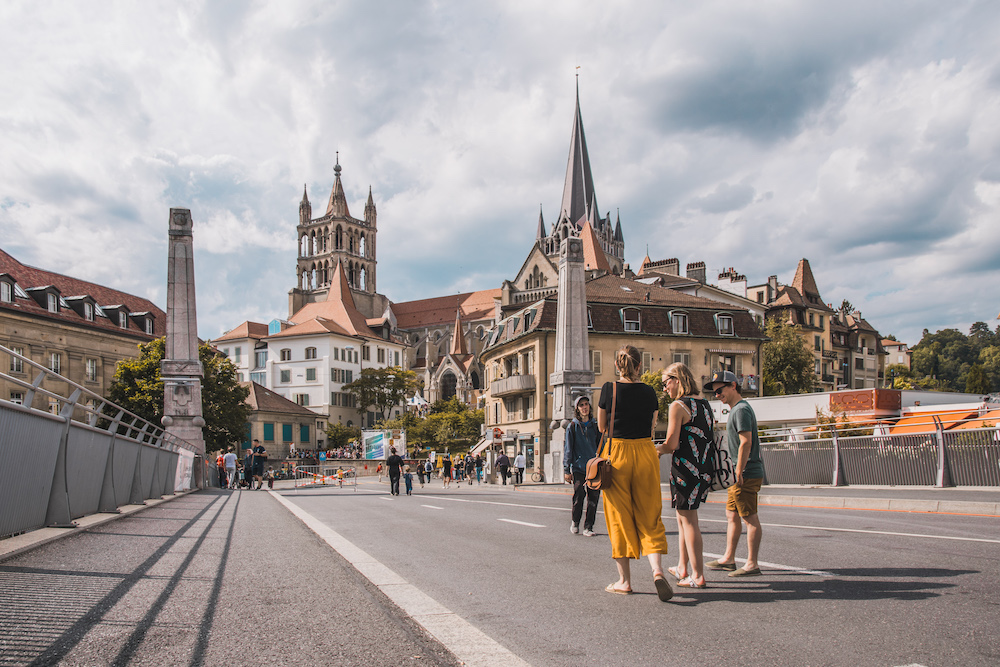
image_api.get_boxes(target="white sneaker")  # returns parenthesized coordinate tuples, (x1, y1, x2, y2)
(582, 528, 596, 537)
(570, 523, 579, 534)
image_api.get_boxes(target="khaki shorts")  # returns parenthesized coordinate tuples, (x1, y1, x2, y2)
(726, 478, 763, 517)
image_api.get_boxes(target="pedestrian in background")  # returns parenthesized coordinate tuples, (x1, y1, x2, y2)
(465, 454, 475, 485)
(598, 345, 671, 601)
(514, 450, 526, 484)
(386, 448, 404, 496)
(425, 459, 434, 485)
(403, 465, 414, 495)
(564, 395, 601, 537)
(442, 454, 452, 489)
(705, 370, 765, 577)
(475, 454, 484, 484)
(659, 363, 713, 589)
(496, 451, 511, 485)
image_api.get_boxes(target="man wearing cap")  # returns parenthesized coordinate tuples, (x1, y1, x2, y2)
(564, 395, 601, 536)
(704, 371, 765, 577)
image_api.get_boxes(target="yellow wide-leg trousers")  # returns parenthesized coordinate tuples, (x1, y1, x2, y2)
(602, 437, 668, 559)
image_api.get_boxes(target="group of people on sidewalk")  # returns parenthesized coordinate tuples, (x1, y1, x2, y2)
(216, 440, 273, 490)
(564, 345, 765, 602)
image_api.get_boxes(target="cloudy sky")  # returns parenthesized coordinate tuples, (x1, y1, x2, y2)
(2, 1, 998, 345)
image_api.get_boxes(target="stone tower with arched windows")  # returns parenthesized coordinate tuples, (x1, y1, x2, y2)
(289, 158, 389, 319)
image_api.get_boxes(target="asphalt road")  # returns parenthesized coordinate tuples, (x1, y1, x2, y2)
(280, 479, 1000, 667)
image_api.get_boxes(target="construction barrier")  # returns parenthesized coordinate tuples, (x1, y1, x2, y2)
(293, 465, 357, 491)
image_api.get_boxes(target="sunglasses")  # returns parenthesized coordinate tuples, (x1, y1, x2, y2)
(713, 386, 726, 396)
(664, 375, 679, 382)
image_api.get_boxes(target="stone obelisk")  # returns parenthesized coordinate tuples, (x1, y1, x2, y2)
(161, 208, 206, 488)
(547, 236, 595, 477)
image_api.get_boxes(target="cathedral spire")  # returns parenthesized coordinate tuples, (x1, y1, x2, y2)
(536, 205, 545, 241)
(559, 78, 598, 230)
(326, 153, 350, 217)
(449, 306, 468, 356)
(299, 184, 311, 224)
(365, 185, 376, 225)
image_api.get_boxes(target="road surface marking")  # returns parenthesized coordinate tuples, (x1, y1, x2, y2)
(697, 517, 1000, 545)
(498, 519, 545, 528)
(422, 505, 444, 510)
(701, 552, 833, 577)
(270, 491, 531, 667)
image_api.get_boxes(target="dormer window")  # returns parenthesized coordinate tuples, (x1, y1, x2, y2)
(622, 308, 641, 332)
(144, 318, 153, 334)
(119, 312, 128, 329)
(47, 293, 58, 313)
(587, 307, 593, 329)
(84, 303, 94, 321)
(0, 281, 11, 303)
(716, 314, 734, 336)
(671, 311, 689, 334)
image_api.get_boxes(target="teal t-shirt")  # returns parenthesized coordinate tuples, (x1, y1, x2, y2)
(727, 400, 765, 480)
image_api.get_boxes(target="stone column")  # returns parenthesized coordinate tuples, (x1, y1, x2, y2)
(547, 236, 594, 481)
(161, 208, 206, 488)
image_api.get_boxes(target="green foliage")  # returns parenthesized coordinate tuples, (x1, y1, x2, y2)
(640, 370, 672, 420)
(343, 366, 419, 421)
(966, 363, 992, 394)
(910, 323, 1000, 392)
(106, 337, 250, 453)
(387, 398, 485, 454)
(325, 422, 361, 449)
(761, 319, 815, 395)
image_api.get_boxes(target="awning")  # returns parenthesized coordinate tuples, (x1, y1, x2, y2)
(470, 435, 492, 455)
(890, 409, 979, 435)
(951, 409, 1000, 431)
(707, 349, 754, 355)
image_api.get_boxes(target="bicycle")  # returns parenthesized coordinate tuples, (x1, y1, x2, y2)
(530, 470, 544, 483)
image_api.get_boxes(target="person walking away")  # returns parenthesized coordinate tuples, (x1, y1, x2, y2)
(475, 454, 484, 484)
(514, 450, 526, 484)
(251, 440, 267, 490)
(598, 345, 672, 601)
(243, 449, 254, 489)
(465, 454, 475, 485)
(425, 459, 434, 485)
(386, 448, 404, 496)
(266, 467, 274, 490)
(564, 395, 601, 536)
(704, 370, 765, 577)
(416, 462, 425, 487)
(442, 454, 452, 489)
(496, 451, 511, 485)
(659, 363, 714, 589)
(223, 447, 238, 489)
(216, 452, 227, 487)
(403, 465, 414, 495)
(376, 462, 383, 483)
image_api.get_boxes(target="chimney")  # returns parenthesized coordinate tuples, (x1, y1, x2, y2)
(663, 258, 679, 275)
(686, 261, 706, 285)
(767, 275, 778, 303)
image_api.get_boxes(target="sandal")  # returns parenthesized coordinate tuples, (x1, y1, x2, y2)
(667, 566, 687, 581)
(653, 576, 673, 602)
(605, 583, 632, 595)
(676, 576, 707, 589)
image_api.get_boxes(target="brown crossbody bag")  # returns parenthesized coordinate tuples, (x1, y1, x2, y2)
(585, 382, 616, 490)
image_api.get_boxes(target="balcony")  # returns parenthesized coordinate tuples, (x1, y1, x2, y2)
(490, 374, 536, 397)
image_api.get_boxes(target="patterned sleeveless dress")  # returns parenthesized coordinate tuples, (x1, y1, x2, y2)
(669, 396, 715, 510)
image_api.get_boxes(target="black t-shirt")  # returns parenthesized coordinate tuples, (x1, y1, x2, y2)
(386, 454, 403, 475)
(598, 381, 659, 439)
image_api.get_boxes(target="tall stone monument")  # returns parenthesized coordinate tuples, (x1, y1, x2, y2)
(161, 208, 206, 487)
(547, 236, 595, 477)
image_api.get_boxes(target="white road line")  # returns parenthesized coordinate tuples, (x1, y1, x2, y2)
(498, 519, 546, 528)
(422, 505, 444, 510)
(270, 491, 531, 667)
(701, 552, 834, 577)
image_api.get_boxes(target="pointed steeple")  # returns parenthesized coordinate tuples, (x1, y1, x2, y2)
(536, 205, 545, 241)
(450, 307, 468, 356)
(614, 211, 623, 243)
(791, 258, 821, 300)
(299, 184, 312, 224)
(327, 259, 357, 309)
(579, 220, 611, 273)
(365, 185, 376, 225)
(559, 78, 598, 230)
(326, 154, 351, 217)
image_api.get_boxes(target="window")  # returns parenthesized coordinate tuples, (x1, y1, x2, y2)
(9, 347, 23, 373)
(819, 315, 824, 329)
(394, 351, 399, 366)
(524, 394, 535, 420)
(0, 281, 11, 303)
(345, 369, 353, 383)
(280, 370, 291, 383)
(306, 368, 316, 381)
(815, 360, 821, 374)
(587, 308, 593, 329)
(362, 345, 370, 361)
(814, 335, 821, 351)
(255, 350, 267, 368)
(234, 346, 242, 363)
(47, 293, 58, 313)
(282, 424, 293, 442)
(280, 349, 291, 361)
(85, 358, 98, 382)
(48, 398, 60, 414)
(671, 312, 688, 334)
(642, 352, 652, 374)
(716, 315, 734, 336)
(300, 424, 310, 443)
(223, 348, 230, 358)
(119, 312, 128, 329)
(145, 318, 153, 334)
(84, 302, 94, 321)
(623, 308, 640, 332)
(305, 347, 317, 359)
(855, 358, 865, 370)
(250, 371, 266, 384)
(334, 348, 339, 361)
(377, 347, 385, 363)
(9, 391, 23, 405)
(756, 292, 764, 304)
(809, 313, 815, 326)
(294, 394, 309, 406)
(672, 352, 691, 367)
(49, 353, 61, 374)
(237, 372, 244, 382)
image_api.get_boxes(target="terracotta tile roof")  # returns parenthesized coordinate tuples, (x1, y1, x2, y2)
(393, 288, 500, 329)
(791, 258, 821, 299)
(280, 260, 382, 340)
(579, 219, 611, 272)
(214, 320, 269, 342)
(244, 382, 317, 416)
(585, 274, 737, 309)
(0, 247, 165, 339)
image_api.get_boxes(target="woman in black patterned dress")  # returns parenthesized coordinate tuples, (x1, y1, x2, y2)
(657, 362, 714, 588)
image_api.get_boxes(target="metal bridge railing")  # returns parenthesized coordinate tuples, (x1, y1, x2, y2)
(0, 344, 202, 539)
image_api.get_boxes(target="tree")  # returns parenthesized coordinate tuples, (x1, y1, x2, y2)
(325, 422, 361, 449)
(106, 337, 250, 453)
(884, 363, 912, 389)
(760, 319, 815, 395)
(840, 299, 854, 314)
(966, 363, 992, 394)
(641, 370, 671, 421)
(343, 366, 419, 423)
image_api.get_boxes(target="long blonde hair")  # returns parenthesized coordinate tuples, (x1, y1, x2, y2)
(615, 345, 642, 382)
(664, 362, 698, 397)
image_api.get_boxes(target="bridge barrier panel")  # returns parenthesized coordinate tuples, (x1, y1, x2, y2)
(65, 426, 113, 519)
(943, 428, 1000, 486)
(759, 440, 834, 485)
(0, 405, 64, 538)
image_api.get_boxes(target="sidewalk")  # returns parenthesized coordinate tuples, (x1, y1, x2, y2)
(513, 481, 1000, 516)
